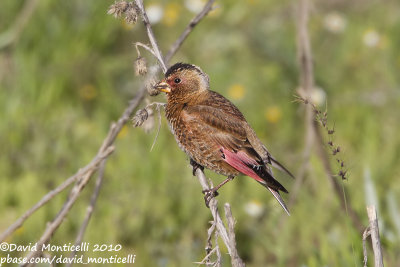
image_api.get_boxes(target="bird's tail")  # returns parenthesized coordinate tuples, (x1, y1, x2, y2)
(269, 156, 295, 179)
(266, 186, 290, 216)
(257, 169, 290, 216)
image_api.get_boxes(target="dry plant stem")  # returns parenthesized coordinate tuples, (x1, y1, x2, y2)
(135, 0, 167, 73)
(366, 205, 384, 267)
(314, 125, 364, 232)
(363, 226, 371, 267)
(289, 0, 315, 207)
(19, 87, 146, 265)
(195, 169, 245, 267)
(0, 148, 113, 243)
(289, 0, 363, 236)
(224, 204, 244, 267)
(213, 230, 221, 267)
(206, 220, 217, 266)
(134, 42, 157, 58)
(23, 146, 115, 267)
(0, 0, 39, 49)
(164, 0, 216, 63)
(66, 160, 107, 267)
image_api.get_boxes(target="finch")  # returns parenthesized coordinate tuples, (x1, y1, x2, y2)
(155, 63, 293, 215)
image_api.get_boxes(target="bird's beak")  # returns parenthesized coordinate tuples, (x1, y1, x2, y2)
(154, 81, 171, 93)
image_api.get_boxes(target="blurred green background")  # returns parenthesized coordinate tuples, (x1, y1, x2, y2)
(1, 0, 400, 266)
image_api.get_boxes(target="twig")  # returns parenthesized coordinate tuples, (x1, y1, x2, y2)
(195, 247, 218, 266)
(0, 147, 113, 243)
(0, 0, 39, 49)
(287, 0, 364, 235)
(288, 0, 314, 207)
(314, 125, 364, 232)
(205, 219, 217, 266)
(224, 204, 244, 267)
(366, 205, 384, 267)
(363, 226, 371, 267)
(135, 0, 167, 73)
(134, 42, 158, 59)
(195, 169, 245, 267)
(213, 230, 221, 267)
(66, 160, 107, 267)
(164, 0, 216, 63)
(23, 146, 115, 266)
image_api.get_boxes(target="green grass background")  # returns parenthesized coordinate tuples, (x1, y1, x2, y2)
(1, 0, 400, 266)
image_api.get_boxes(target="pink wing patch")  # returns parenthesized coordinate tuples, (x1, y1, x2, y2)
(221, 148, 265, 183)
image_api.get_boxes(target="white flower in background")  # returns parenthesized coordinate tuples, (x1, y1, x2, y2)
(363, 29, 381, 48)
(146, 4, 163, 24)
(311, 86, 327, 107)
(244, 200, 264, 218)
(185, 0, 206, 13)
(323, 12, 346, 33)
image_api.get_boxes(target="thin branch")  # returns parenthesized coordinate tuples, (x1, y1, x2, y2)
(288, 0, 314, 207)
(164, 0, 216, 63)
(195, 247, 218, 265)
(213, 229, 221, 267)
(314, 125, 364, 232)
(0, 0, 39, 49)
(66, 160, 107, 267)
(287, 0, 363, 235)
(224, 204, 244, 267)
(135, 0, 167, 73)
(366, 205, 384, 267)
(134, 42, 158, 58)
(23, 146, 115, 266)
(363, 226, 371, 267)
(0, 147, 113, 243)
(195, 169, 245, 267)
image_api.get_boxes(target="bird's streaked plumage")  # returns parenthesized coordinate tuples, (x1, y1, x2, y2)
(155, 63, 293, 215)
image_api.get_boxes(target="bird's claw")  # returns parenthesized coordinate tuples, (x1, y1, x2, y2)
(202, 189, 219, 208)
(190, 159, 204, 176)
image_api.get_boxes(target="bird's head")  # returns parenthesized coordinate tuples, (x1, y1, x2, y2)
(155, 63, 209, 101)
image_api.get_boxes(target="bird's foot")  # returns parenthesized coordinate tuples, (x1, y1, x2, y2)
(202, 189, 219, 208)
(190, 158, 204, 176)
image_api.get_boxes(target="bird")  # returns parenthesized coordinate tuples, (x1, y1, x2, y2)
(155, 63, 294, 215)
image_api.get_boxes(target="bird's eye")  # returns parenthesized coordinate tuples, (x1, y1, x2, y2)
(174, 78, 181, 84)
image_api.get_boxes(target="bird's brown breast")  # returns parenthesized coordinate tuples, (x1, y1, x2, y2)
(165, 99, 240, 177)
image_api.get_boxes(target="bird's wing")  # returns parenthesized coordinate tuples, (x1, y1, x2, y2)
(183, 104, 259, 160)
(184, 103, 290, 214)
(203, 91, 294, 179)
(183, 104, 288, 191)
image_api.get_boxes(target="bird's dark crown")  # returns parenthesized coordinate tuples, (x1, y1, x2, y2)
(165, 63, 203, 78)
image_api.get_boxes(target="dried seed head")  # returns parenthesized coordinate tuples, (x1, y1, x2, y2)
(328, 128, 335, 135)
(107, 1, 129, 18)
(125, 5, 138, 24)
(146, 78, 159, 96)
(132, 108, 149, 127)
(134, 56, 147, 76)
(338, 170, 347, 180)
(141, 108, 155, 133)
